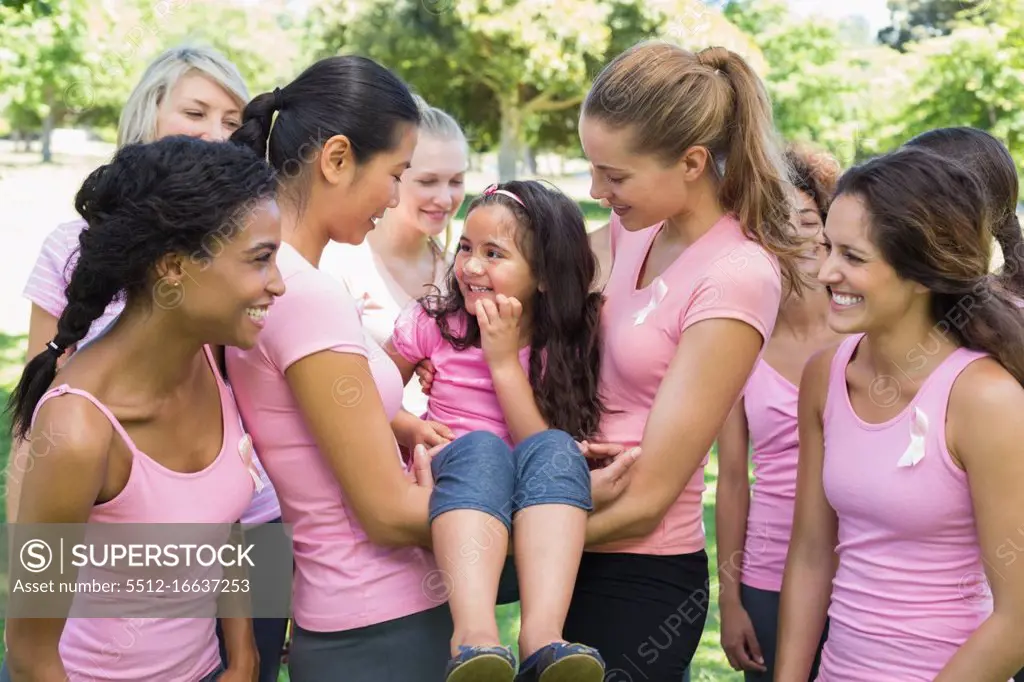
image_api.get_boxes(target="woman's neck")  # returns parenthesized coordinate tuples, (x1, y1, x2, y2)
(98, 303, 208, 398)
(861, 306, 957, 384)
(279, 200, 329, 268)
(368, 213, 435, 260)
(663, 183, 727, 248)
(775, 285, 831, 341)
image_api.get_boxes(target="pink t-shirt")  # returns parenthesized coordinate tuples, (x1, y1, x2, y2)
(22, 220, 280, 525)
(818, 335, 994, 681)
(740, 359, 799, 592)
(225, 242, 440, 632)
(593, 213, 781, 555)
(390, 302, 532, 448)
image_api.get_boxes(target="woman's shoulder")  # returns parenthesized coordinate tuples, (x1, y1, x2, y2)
(318, 240, 375, 291)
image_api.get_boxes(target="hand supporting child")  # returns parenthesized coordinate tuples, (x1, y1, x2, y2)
(579, 441, 641, 510)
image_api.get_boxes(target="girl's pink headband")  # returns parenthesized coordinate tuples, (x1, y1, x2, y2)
(482, 183, 526, 208)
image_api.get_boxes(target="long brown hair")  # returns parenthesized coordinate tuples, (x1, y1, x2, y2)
(421, 181, 605, 440)
(583, 41, 804, 294)
(835, 146, 1024, 384)
(904, 127, 1024, 296)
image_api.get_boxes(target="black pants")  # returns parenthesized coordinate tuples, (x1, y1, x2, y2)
(564, 550, 710, 682)
(740, 583, 827, 682)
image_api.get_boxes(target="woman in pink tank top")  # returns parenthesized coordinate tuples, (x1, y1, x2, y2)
(776, 146, 1024, 681)
(716, 144, 843, 681)
(3, 136, 284, 682)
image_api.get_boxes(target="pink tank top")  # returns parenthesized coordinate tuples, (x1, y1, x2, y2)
(33, 346, 257, 682)
(740, 359, 799, 592)
(818, 334, 992, 681)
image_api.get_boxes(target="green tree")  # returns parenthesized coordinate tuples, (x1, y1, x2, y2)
(877, 0, 992, 51)
(723, 0, 900, 166)
(323, 0, 760, 180)
(890, 1, 1024, 172)
(0, 0, 101, 162)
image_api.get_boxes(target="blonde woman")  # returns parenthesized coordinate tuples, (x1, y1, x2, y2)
(10, 44, 288, 682)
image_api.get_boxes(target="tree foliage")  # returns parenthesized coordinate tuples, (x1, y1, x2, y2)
(877, 0, 992, 51)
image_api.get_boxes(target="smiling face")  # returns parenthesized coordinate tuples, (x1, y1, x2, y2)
(176, 198, 286, 349)
(454, 203, 538, 318)
(323, 123, 419, 245)
(818, 193, 925, 334)
(154, 71, 243, 142)
(579, 114, 693, 231)
(793, 189, 826, 279)
(392, 134, 468, 238)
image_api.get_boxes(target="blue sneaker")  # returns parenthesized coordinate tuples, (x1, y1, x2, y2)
(513, 642, 605, 682)
(445, 644, 517, 682)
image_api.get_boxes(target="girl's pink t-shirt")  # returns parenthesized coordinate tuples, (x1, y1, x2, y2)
(593, 213, 782, 556)
(225, 243, 440, 632)
(389, 302, 531, 449)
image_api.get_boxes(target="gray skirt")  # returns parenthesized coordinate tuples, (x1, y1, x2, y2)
(288, 604, 453, 682)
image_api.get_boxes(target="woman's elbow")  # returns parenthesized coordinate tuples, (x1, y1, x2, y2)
(361, 506, 424, 547)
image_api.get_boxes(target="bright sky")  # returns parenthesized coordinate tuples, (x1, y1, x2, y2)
(786, 0, 892, 33)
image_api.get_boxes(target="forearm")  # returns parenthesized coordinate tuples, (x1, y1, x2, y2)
(775, 547, 837, 681)
(715, 476, 751, 605)
(374, 484, 433, 548)
(6, 625, 68, 682)
(390, 410, 422, 450)
(934, 613, 1024, 682)
(219, 617, 257, 673)
(490, 361, 548, 443)
(585, 487, 658, 546)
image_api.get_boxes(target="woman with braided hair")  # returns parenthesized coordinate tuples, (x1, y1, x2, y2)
(3, 135, 284, 681)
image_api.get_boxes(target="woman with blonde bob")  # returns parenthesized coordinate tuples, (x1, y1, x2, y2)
(10, 43, 288, 682)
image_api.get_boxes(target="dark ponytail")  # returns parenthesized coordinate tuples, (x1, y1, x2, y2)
(423, 181, 606, 439)
(231, 56, 419, 184)
(230, 90, 279, 161)
(904, 127, 1024, 296)
(6, 135, 276, 440)
(836, 146, 1024, 385)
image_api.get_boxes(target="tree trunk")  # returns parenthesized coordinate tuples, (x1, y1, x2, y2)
(524, 146, 537, 175)
(41, 92, 55, 164)
(497, 94, 521, 183)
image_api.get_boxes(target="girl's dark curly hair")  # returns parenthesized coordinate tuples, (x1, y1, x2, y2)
(422, 181, 605, 441)
(7, 134, 277, 440)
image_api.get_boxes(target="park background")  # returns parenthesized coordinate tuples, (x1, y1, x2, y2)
(0, 0, 1020, 678)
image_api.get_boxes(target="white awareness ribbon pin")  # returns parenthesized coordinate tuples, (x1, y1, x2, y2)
(897, 407, 928, 468)
(238, 433, 265, 492)
(634, 278, 669, 326)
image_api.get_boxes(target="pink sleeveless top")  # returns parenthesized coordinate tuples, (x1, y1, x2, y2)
(818, 334, 992, 681)
(741, 359, 799, 592)
(34, 346, 257, 682)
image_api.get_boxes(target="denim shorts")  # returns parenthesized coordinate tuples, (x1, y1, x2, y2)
(428, 429, 593, 533)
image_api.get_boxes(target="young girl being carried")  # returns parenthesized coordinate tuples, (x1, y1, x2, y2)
(385, 180, 637, 682)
